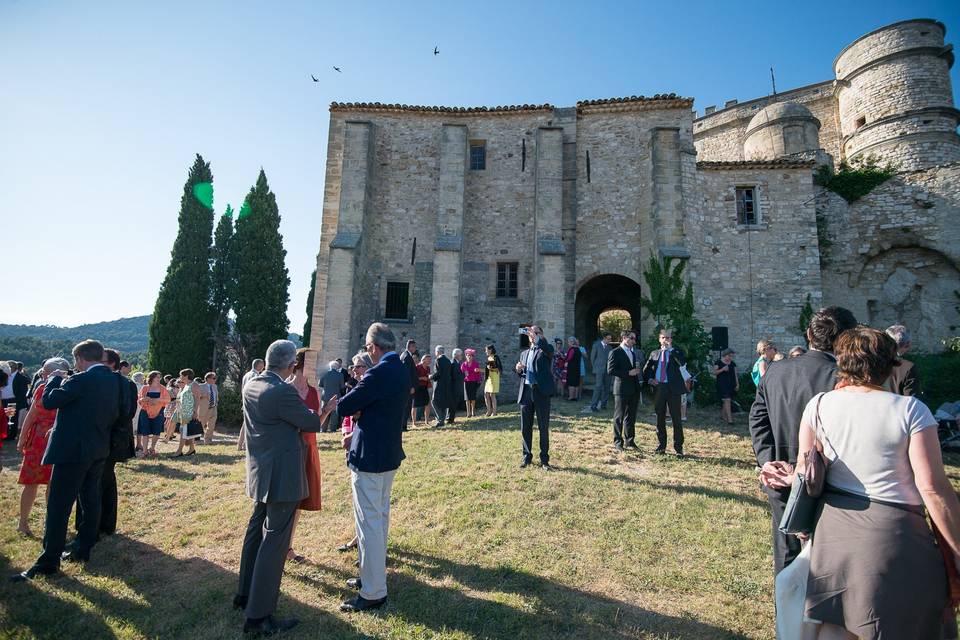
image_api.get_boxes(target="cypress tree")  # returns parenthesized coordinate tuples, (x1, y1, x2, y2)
(301, 268, 317, 347)
(148, 154, 215, 374)
(210, 205, 235, 380)
(233, 169, 291, 362)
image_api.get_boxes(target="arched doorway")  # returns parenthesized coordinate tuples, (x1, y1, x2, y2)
(574, 274, 644, 347)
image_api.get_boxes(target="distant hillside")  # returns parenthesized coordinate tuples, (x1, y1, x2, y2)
(0, 316, 151, 353)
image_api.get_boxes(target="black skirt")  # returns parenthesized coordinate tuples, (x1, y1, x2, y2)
(414, 386, 430, 408)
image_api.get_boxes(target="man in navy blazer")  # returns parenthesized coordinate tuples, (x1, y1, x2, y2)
(337, 322, 410, 613)
(11, 340, 120, 582)
(515, 325, 555, 469)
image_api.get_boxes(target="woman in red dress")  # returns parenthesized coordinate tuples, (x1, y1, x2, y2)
(16, 357, 69, 536)
(285, 348, 325, 563)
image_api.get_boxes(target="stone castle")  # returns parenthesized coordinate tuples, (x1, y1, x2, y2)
(308, 18, 960, 380)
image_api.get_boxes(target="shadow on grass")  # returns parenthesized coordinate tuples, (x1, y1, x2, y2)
(387, 547, 751, 639)
(0, 536, 356, 639)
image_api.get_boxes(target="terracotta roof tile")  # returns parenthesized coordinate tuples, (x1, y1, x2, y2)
(576, 93, 692, 108)
(329, 102, 553, 114)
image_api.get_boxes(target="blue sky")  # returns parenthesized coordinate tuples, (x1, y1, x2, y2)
(3, 0, 957, 331)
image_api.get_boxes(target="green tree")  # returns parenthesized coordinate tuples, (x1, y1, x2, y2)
(232, 169, 291, 362)
(638, 253, 712, 373)
(210, 205, 235, 380)
(301, 268, 317, 347)
(148, 154, 215, 374)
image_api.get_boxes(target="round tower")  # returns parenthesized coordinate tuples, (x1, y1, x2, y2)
(743, 102, 821, 160)
(834, 19, 960, 170)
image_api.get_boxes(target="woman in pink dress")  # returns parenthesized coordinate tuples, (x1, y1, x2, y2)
(16, 357, 69, 536)
(460, 349, 484, 418)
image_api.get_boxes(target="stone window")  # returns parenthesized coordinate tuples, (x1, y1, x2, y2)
(470, 141, 486, 170)
(735, 187, 759, 226)
(854, 116, 866, 130)
(496, 262, 518, 298)
(384, 281, 410, 320)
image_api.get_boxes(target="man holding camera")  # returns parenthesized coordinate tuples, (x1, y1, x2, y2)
(515, 325, 555, 470)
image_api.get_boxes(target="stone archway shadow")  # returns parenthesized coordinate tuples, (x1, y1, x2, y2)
(575, 274, 645, 345)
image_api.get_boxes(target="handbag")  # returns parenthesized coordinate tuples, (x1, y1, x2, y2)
(779, 393, 829, 535)
(185, 418, 203, 439)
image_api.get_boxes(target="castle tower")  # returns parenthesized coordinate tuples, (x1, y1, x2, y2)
(834, 19, 960, 170)
(743, 102, 821, 160)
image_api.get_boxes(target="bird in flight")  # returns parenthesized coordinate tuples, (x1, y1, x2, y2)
(333, 66, 342, 73)
(311, 74, 319, 82)
(433, 46, 439, 55)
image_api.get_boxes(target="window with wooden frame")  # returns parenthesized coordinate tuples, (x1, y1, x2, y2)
(384, 281, 410, 319)
(496, 262, 518, 298)
(735, 186, 759, 226)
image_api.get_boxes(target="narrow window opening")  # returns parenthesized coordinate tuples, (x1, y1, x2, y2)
(854, 116, 866, 130)
(384, 282, 410, 319)
(410, 237, 417, 265)
(521, 138, 526, 172)
(735, 187, 758, 226)
(586, 150, 591, 183)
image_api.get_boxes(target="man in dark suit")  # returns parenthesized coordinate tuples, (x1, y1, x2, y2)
(399, 339, 419, 430)
(515, 325, 556, 469)
(884, 324, 921, 397)
(430, 345, 453, 426)
(74, 348, 137, 540)
(10, 340, 120, 582)
(749, 306, 857, 576)
(336, 323, 410, 613)
(235, 339, 333, 635)
(608, 330, 642, 451)
(642, 329, 687, 456)
(449, 349, 466, 424)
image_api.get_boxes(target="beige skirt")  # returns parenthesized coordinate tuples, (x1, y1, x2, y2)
(806, 489, 948, 639)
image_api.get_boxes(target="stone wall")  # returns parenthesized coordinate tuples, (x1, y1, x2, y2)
(688, 163, 823, 358)
(819, 163, 960, 352)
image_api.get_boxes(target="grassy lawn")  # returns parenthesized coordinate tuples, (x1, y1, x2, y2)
(1, 399, 951, 639)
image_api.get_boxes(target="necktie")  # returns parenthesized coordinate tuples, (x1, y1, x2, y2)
(659, 350, 668, 382)
(208, 384, 216, 408)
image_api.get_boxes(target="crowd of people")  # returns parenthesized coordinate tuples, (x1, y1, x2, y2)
(2, 309, 957, 638)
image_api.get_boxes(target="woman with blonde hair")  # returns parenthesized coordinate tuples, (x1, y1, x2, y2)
(751, 339, 777, 386)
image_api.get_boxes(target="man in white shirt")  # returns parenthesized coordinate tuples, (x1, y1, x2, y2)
(198, 372, 219, 444)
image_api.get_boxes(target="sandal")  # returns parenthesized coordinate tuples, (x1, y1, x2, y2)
(287, 550, 306, 564)
(337, 542, 358, 553)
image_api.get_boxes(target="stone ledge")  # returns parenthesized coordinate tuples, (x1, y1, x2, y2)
(330, 232, 361, 249)
(697, 159, 816, 170)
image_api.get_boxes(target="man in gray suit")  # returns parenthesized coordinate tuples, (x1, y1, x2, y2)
(234, 340, 336, 636)
(320, 360, 344, 432)
(586, 332, 613, 413)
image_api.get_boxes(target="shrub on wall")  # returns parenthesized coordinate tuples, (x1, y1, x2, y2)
(814, 156, 896, 204)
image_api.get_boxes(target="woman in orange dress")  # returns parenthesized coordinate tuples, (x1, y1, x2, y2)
(286, 348, 325, 563)
(16, 357, 70, 536)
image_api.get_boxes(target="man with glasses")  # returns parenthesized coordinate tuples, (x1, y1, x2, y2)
(642, 329, 687, 457)
(337, 323, 410, 612)
(608, 330, 642, 451)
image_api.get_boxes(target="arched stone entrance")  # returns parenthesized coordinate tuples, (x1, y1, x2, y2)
(574, 274, 645, 346)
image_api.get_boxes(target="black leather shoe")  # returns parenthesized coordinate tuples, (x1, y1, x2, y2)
(346, 577, 362, 590)
(233, 594, 248, 611)
(9, 565, 58, 582)
(519, 460, 531, 469)
(541, 463, 553, 471)
(625, 442, 639, 450)
(613, 443, 624, 452)
(242, 615, 299, 635)
(61, 550, 89, 563)
(675, 449, 685, 459)
(340, 595, 387, 612)
(654, 447, 666, 455)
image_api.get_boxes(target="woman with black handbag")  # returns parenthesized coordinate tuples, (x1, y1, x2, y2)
(791, 327, 960, 639)
(172, 369, 201, 457)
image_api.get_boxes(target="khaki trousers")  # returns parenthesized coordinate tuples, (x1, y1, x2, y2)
(352, 469, 396, 600)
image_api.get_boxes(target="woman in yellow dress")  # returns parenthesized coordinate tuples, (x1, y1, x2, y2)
(483, 344, 503, 417)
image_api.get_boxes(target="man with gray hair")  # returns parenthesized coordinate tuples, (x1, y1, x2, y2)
(885, 324, 921, 397)
(320, 360, 344, 432)
(336, 323, 411, 612)
(234, 340, 337, 635)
